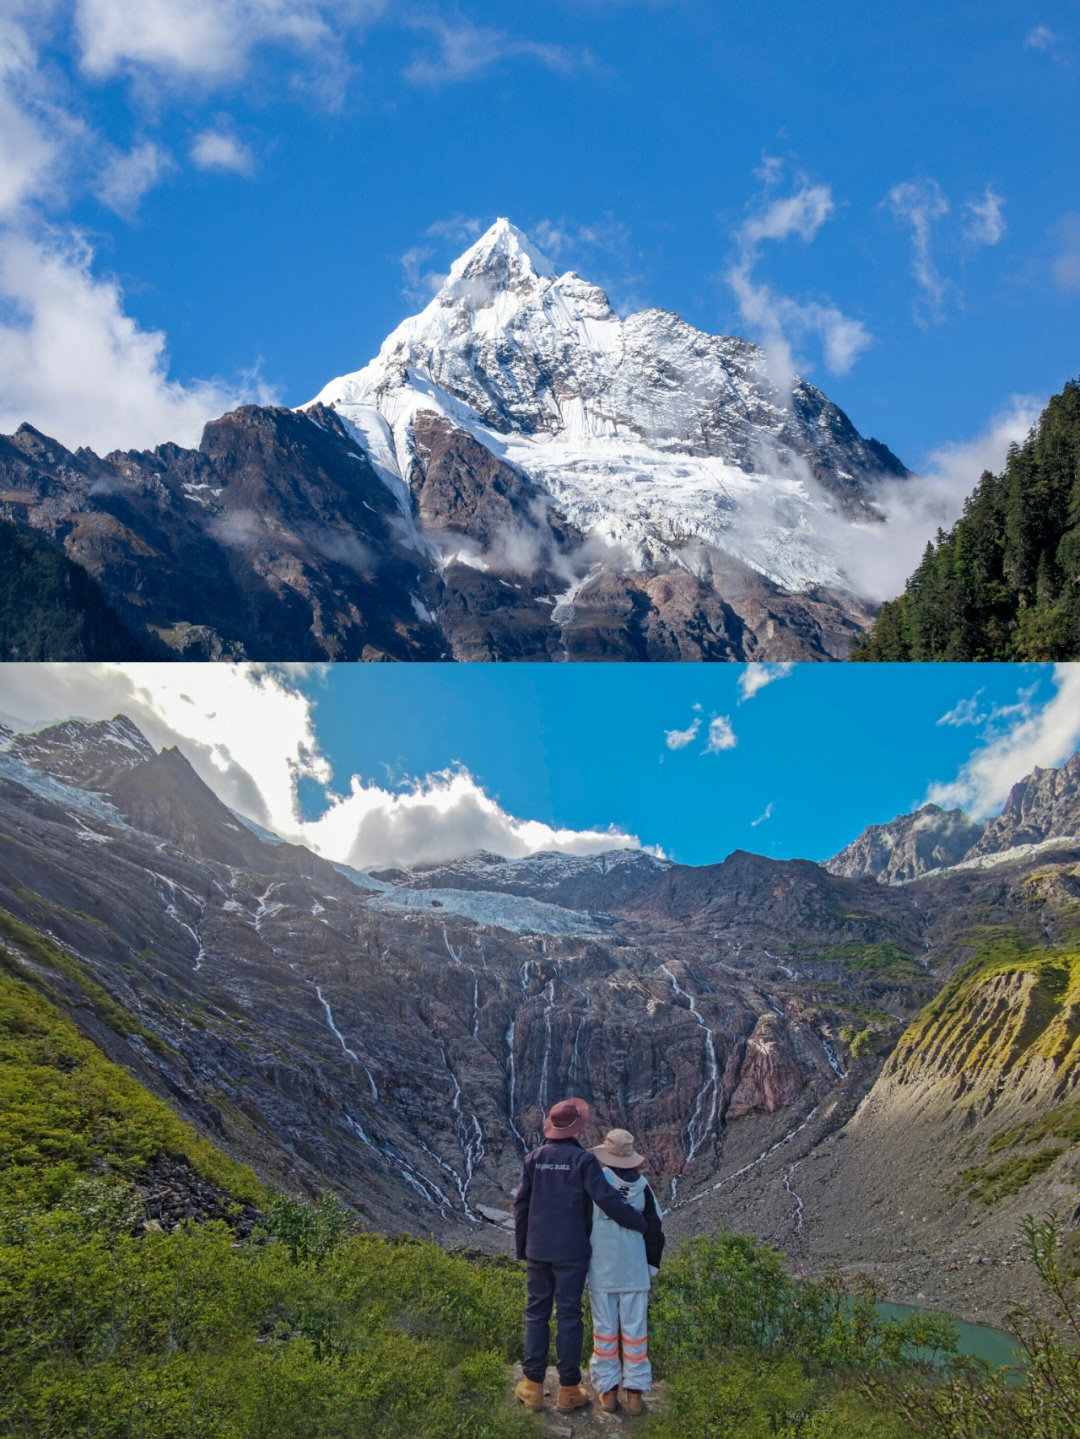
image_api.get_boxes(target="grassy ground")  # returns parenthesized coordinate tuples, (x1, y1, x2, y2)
(3, 941, 1077, 1438)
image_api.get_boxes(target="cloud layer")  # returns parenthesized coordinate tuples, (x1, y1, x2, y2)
(0, 664, 650, 870)
(0, 228, 275, 451)
(839, 394, 1043, 601)
(926, 666, 1080, 817)
(727, 165, 871, 392)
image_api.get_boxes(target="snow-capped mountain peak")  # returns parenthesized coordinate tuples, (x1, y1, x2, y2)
(311, 220, 907, 598)
(449, 217, 557, 290)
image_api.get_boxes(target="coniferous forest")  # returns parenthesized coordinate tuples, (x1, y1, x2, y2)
(854, 381, 1080, 660)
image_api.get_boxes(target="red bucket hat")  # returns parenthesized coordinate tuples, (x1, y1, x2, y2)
(542, 1097, 590, 1140)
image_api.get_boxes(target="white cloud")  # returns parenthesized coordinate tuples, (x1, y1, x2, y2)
(531, 215, 630, 263)
(96, 140, 174, 214)
(885, 178, 951, 323)
(664, 716, 700, 750)
(704, 715, 737, 753)
(750, 802, 773, 827)
(403, 18, 593, 85)
(190, 128, 255, 176)
(965, 187, 1006, 247)
(0, 664, 651, 870)
(926, 666, 1080, 818)
(399, 242, 445, 303)
(425, 214, 486, 243)
(738, 663, 794, 701)
(72, 0, 382, 89)
(1050, 214, 1080, 293)
(937, 692, 985, 727)
(0, 227, 276, 451)
(839, 394, 1042, 601)
(0, 16, 86, 221)
(727, 168, 871, 392)
(302, 767, 649, 870)
(1025, 24, 1059, 51)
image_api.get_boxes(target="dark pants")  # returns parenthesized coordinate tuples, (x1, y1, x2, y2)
(523, 1260, 588, 1386)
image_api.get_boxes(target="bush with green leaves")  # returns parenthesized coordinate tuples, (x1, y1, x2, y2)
(866, 1213, 1080, 1439)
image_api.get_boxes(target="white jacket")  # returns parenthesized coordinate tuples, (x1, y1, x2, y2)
(587, 1167, 658, 1293)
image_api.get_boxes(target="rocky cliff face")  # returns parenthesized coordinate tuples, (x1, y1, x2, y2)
(8, 714, 154, 790)
(827, 803, 986, 883)
(968, 753, 1080, 856)
(0, 220, 909, 661)
(6, 715, 1080, 1320)
(0, 714, 940, 1232)
(0, 407, 447, 661)
(829, 757, 1080, 885)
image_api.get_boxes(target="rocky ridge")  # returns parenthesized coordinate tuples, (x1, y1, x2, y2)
(829, 756, 1080, 883)
(826, 804, 987, 884)
(0, 714, 931, 1233)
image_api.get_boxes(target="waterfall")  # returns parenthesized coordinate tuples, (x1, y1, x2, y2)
(661, 962, 720, 1162)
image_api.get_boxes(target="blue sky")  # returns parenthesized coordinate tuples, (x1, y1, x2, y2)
(3, 663, 1080, 869)
(1, 0, 1077, 495)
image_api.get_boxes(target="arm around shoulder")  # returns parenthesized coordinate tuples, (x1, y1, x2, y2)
(583, 1152, 647, 1233)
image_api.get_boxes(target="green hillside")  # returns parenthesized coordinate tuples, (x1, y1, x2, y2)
(854, 381, 1080, 660)
(1, 912, 1076, 1438)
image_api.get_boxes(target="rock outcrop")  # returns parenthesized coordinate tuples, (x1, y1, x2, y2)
(827, 803, 986, 883)
(968, 753, 1080, 856)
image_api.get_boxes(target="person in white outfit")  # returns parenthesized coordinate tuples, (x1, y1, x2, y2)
(586, 1129, 664, 1415)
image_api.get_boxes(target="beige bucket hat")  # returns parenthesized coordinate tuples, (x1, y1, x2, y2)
(591, 1128, 645, 1168)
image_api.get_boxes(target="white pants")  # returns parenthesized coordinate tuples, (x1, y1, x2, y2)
(588, 1288, 651, 1393)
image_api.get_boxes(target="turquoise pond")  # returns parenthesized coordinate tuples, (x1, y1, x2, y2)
(876, 1302, 1025, 1370)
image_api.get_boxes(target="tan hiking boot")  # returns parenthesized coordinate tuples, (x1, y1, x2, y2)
(622, 1389, 645, 1415)
(555, 1383, 590, 1412)
(598, 1388, 619, 1412)
(514, 1377, 544, 1410)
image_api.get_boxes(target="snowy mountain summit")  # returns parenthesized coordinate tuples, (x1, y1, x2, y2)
(314, 219, 906, 597)
(0, 220, 909, 661)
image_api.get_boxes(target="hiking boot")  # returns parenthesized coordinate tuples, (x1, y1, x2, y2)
(514, 1377, 544, 1410)
(598, 1388, 618, 1412)
(555, 1384, 590, 1412)
(622, 1389, 645, 1415)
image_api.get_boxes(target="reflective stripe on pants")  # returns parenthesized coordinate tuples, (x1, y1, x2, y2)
(588, 1288, 651, 1393)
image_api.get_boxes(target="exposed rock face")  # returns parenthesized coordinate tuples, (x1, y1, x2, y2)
(0, 407, 447, 661)
(6, 716, 1080, 1323)
(726, 1014, 806, 1118)
(828, 758, 1080, 885)
(409, 412, 569, 551)
(8, 715, 155, 790)
(968, 754, 1080, 855)
(827, 804, 986, 883)
(0, 714, 933, 1231)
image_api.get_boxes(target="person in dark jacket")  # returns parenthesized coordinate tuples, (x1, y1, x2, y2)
(513, 1097, 649, 1414)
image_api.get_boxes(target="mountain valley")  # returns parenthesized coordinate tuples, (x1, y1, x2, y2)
(1, 714, 1078, 1323)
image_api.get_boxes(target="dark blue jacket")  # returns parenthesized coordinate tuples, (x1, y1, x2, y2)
(514, 1138, 648, 1263)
